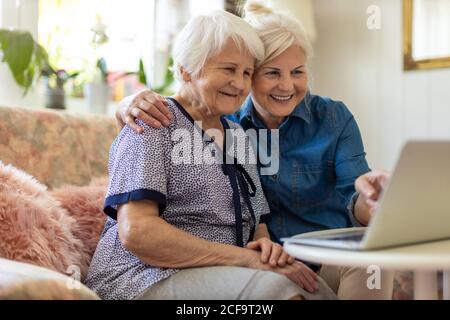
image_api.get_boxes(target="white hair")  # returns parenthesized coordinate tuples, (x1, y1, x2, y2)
(172, 10, 265, 82)
(242, 0, 313, 67)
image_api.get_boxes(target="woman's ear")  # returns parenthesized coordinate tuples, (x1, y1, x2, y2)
(180, 67, 192, 83)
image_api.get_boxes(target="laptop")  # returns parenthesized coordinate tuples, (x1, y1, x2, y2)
(282, 140, 450, 250)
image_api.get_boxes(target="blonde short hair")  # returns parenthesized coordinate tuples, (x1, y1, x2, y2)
(172, 10, 265, 82)
(242, 0, 313, 67)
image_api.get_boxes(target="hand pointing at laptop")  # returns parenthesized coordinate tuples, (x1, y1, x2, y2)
(354, 170, 391, 226)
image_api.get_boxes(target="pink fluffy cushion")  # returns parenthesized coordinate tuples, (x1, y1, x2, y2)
(0, 162, 88, 278)
(50, 177, 107, 269)
(0, 162, 107, 282)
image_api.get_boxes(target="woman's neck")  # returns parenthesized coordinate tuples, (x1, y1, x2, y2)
(252, 98, 285, 129)
(173, 90, 225, 151)
(173, 90, 222, 128)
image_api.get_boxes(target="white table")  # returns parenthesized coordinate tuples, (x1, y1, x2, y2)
(284, 237, 450, 300)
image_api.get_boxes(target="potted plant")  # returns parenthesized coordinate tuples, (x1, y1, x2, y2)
(41, 66, 79, 109)
(83, 57, 110, 114)
(0, 29, 48, 95)
(0, 28, 78, 109)
(83, 16, 111, 114)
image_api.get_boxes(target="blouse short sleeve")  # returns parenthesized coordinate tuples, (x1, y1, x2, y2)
(104, 120, 170, 219)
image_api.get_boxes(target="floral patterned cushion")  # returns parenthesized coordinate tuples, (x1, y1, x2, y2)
(0, 106, 116, 189)
(62, 114, 118, 180)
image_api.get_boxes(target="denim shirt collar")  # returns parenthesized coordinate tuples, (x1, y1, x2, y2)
(239, 92, 312, 128)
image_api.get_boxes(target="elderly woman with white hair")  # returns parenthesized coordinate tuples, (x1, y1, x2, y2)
(86, 9, 337, 300)
(115, 2, 395, 299)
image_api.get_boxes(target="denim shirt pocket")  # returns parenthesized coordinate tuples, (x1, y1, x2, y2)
(291, 160, 335, 208)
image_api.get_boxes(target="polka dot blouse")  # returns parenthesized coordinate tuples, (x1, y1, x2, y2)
(85, 98, 270, 300)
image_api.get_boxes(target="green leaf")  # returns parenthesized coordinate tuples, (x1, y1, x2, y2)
(97, 57, 108, 82)
(0, 29, 52, 94)
(138, 58, 147, 85)
(153, 55, 174, 95)
(0, 30, 7, 61)
(35, 44, 51, 71)
(1, 30, 33, 85)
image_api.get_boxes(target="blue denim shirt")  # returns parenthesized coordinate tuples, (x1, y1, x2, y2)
(227, 93, 370, 242)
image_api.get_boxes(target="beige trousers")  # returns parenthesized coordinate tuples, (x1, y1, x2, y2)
(318, 264, 394, 300)
(135, 266, 337, 300)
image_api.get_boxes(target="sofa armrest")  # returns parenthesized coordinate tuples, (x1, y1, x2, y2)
(0, 258, 99, 300)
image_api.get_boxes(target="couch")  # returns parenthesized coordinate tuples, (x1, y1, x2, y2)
(0, 105, 414, 300)
(0, 105, 117, 299)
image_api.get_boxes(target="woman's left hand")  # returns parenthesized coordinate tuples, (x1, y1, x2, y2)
(246, 237, 295, 267)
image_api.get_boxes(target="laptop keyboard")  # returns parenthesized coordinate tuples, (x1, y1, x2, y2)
(323, 233, 364, 242)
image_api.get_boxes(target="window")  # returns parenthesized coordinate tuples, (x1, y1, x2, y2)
(403, 0, 450, 70)
(37, 0, 225, 100)
(38, 0, 155, 76)
(412, 0, 450, 60)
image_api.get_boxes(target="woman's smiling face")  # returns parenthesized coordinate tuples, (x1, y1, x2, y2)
(251, 44, 308, 127)
(187, 39, 255, 116)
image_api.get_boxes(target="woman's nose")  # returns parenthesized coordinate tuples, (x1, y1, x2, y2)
(278, 76, 294, 91)
(230, 74, 246, 91)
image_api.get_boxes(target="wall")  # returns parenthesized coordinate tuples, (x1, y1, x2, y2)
(309, 0, 450, 170)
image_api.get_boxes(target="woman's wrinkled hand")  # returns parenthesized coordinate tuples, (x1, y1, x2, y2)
(245, 249, 318, 293)
(273, 260, 318, 293)
(116, 89, 173, 134)
(246, 237, 295, 267)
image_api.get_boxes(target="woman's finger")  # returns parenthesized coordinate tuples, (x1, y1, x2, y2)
(287, 255, 296, 265)
(277, 251, 291, 267)
(284, 266, 312, 291)
(153, 94, 173, 120)
(246, 241, 260, 250)
(290, 264, 317, 292)
(246, 239, 272, 264)
(246, 241, 261, 255)
(259, 239, 273, 264)
(356, 176, 378, 201)
(290, 274, 304, 290)
(296, 271, 317, 293)
(145, 99, 171, 127)
(144, 95, 172, 126)
(269, 244, 283, 267)
(141, 112, 163, 129)
(132, 108, 162, 128)
(124, 115, 144, 133)
(372, 170, 391, 190)
(130, 92, 149, 111)
(298, 262, 318, 280)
